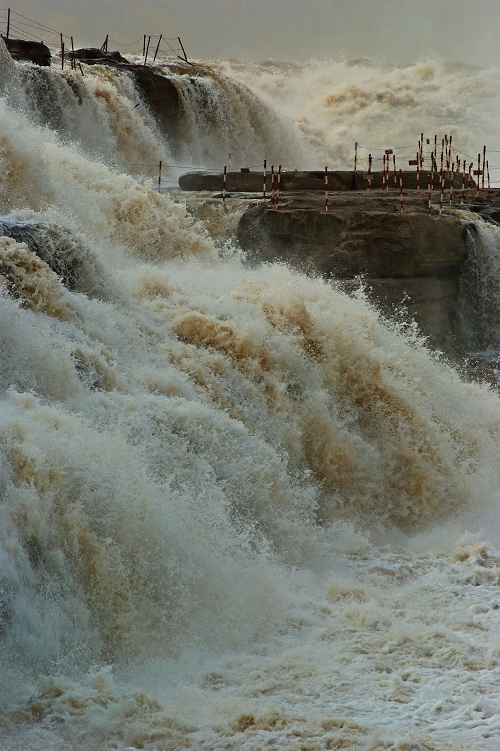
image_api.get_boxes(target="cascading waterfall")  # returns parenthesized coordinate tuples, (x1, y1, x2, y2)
(1, 41, 500, 751)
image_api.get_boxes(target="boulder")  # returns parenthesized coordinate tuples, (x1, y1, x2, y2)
(3, 37, 51, 66)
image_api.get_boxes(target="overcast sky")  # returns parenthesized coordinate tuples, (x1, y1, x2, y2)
(7, 0, 500, 66)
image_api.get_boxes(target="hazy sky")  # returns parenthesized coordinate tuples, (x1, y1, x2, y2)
(6, 0, 500, 66)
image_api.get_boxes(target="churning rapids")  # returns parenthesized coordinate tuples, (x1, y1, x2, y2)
(2, 40, 500, 750)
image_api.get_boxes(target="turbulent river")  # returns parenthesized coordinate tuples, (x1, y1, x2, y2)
(2, 41, 500, 750)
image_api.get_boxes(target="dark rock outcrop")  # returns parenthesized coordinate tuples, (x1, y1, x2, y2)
(236, 191, 482, 354)
(3, 37, 51, 66)
(179, 169, 468, 193)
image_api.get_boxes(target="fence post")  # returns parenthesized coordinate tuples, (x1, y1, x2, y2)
(153, 35, 162, 63)
(325, 166, 329, 212)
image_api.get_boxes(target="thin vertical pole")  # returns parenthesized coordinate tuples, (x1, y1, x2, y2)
(354, 142, 358, 174)
(277, 165, 281, 208)
(476, 153, 481, 196)
(367, 154, 372, 191)
(428, 176, 432, 216)
(144, 35, 151, 65)
(382, 154, 386, 191)
(487, 160, 491, 189)
(461, 161, 465, 204)
(153, 34, 162, 63)
(439, 170, 444, 215)
(393, 154, 397, 190)
(399, 169, 403, 213)
(222, 164, 226, 204)
(71, 36, 75, 70)
(6, 7, 10, 39)
(262, 159, 267, 201)
(482, 146, 486, 189)
(325, 166, 329, 212)
(228, 152, 232, 171)
(143, 36, 146, 56)
(158, 160, 162, 192)
(60, 34, 64, 70)
(449, 163, 454, 205)
(271, 165, 275, 206)
(416, 151, 420, 190)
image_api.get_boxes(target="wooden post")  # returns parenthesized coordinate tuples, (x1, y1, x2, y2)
(487, 160, 491, 189)
(158, 160, 162, 192)
(428, 176, 432, 216)
(399, 169, 403, 213)
(6, 7, 10, 39)
(262, 159, 267, 201)
(461, 161, 465, 204)
(354, 142, 358, 174)
(439, 170, 444, 215)
(100, 35, 109, 52)
(71, 36, 75, 70)
(367, 154, 372, 191)
(178, 36, 188, 62)
(277, 165, 281, 208)
(271, 165, 275, 206)
(416, 151, 420, 190)
(482, 145, 486, 189)
(449, 163, 454, 205)
(60, 34, 64, 71)
(325, 166, 329, 212)
(143, 35, 146, 56)
(393, 154, 397, 190)
(476, 153, 481, 196)
(153, 34, 162, 62)
(144, 35, 151, 65)
(382, 154, 386, 191)
(222, 164, 226, 204)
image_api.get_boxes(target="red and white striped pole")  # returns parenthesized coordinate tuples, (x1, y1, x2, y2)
(223, 164, 227, 204)
(393, 154, 397, 190)
(368, 154, 372, 191)
(399, 169, 403, 213)
(445, 135, 450, 175)
(449, 135, 453, 176)
(271, 165, 275, 206)
(262, 159, 267, 201)
(482, 145, 486, 189)
(277, 165, 281, 208)
(420, 133, 424, 167)
(428, 176, 432, 216)
(449, 163, 454, 205)
(325, 166, 329, 212)
(439, 170, 444, 215)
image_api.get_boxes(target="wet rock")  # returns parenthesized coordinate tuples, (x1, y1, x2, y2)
(236, 191, 479, 354)
(3, 37, 51, 66)
(179, 169, 467, 193)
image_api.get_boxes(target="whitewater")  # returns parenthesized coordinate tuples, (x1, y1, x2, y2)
(2, 41, 500, 750)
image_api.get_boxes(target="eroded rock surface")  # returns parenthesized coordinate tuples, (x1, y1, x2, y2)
(236, 190, 487, 354)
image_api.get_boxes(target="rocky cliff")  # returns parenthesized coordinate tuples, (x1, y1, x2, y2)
(236, 189, 497, 356)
